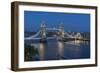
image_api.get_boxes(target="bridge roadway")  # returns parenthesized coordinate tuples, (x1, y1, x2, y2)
(25, 37, 56, 40)
(25, 36, 89, 41)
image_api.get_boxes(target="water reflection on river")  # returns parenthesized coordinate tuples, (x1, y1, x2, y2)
(25, 39, 90, 61)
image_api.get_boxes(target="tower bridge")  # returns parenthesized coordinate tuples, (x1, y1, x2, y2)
(25, 23, 86, 42)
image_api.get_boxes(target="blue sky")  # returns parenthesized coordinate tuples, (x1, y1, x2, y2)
(24, 11, 90, 32)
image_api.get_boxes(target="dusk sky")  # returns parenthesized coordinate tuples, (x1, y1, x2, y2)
(24, 11, 90, 32)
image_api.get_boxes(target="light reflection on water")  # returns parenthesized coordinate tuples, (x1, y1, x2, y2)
(38, 43, 45, 60)
(57, 42, 64, 59)
(26, 39, 90, 61)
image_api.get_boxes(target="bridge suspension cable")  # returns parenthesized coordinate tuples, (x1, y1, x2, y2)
(25, 31, 41, 40)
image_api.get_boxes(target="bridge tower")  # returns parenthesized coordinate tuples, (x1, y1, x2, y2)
(40, 23, 47, 42)
(59, 23, 65, 40)
(75, 32, 83, 40)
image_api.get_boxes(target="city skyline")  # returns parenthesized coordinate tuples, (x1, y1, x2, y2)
(24, 11, 90, 32)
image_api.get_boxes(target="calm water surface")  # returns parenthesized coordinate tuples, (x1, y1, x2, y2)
(25, 39, 90, 61)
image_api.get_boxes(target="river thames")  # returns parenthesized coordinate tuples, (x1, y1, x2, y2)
(24, 38, 90, 61)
